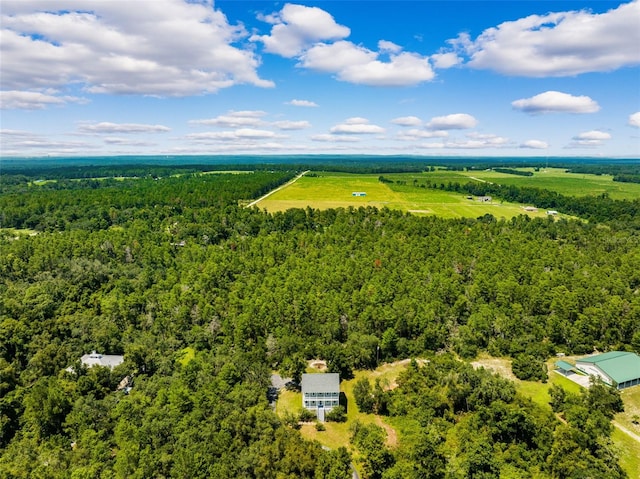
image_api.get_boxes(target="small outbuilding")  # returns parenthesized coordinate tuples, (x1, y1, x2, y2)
(301, 373, 340, 421)
(575, 351, 640, 390)
(352, 192, 367, 197)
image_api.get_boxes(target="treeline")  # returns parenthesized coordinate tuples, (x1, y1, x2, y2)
(493, 167, 533, 176)
(1, 168, 639, 476)
(614, 174, 640, 184)
(0, 171, 295, 232)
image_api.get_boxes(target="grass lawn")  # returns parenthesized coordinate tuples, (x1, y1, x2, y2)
(257, 171, 568, 220)
(275, 360, 417, 452)
(612, 428, 640, 479)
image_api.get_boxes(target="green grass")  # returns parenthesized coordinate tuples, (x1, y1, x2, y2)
(257, 172, 568, 219)
(276, 360, 415, 451)
(612, 428, 640, 479)
(441, 167, 640, 200)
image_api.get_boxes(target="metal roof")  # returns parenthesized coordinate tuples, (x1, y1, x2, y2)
(80, 352, 124, 369)
(576, 352, 640, 384)
(555, 360, 575, 371)
(301, 373, 340, 393)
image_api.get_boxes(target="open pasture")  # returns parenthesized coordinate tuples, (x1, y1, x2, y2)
(256, 172, 563, 219)
(419, 167, 640, 200)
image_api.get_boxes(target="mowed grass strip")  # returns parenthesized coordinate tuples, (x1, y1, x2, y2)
(257, 171, 563, 219)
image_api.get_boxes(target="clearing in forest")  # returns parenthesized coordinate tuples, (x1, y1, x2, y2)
(256, 172, 563, 219)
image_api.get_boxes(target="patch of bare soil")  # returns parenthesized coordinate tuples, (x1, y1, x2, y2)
(471, 357, 516, 381)
(309, 359, 327, 371)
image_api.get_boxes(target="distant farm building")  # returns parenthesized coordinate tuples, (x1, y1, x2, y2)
(352, 192, 367, 197)
(523, 206, 538, 212)
(575, 351, 640, 390)
(301, 373, 340, 422)
(477, 196, 492, 202)
(546, 210, 558, 216)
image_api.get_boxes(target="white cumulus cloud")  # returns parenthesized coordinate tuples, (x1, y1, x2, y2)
(186, 128, 280, 142)
(512, 91, 600, 114)
(78, 122, 170, 134)
(449, 0, 640, 77)
(629, 112, 640, 128)
(391, 116, 423, 127)
(311, 134, 360, 142)
(430, 52, 462, 69)
(1, 0, 273, 98)
(427, 113, 478, 130)
(330, 118, 385, 134)
(251, 3, 350, 57)
(396, 129, 448, 141)
(287, 99, 318, 107)
(521, 139, 549, 149)
(569, 130, 612, 147)
(190, 111, 267, 128)
(0, 90, 88, 109)
(273, 120, 311, 130)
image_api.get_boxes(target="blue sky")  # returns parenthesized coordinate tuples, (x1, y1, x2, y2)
(1, 0, 639, 158)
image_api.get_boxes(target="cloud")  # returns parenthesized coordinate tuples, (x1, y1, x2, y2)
(426, 113, 478, 130)
(569, 130, 612, 147)
(0, 90, 88, 109)
(330, 118, 385, 134)
(449, 1, 640, 77)
(287, 99, 318, 107)
(300, 41, 435, 86)
(391, 116, 422, 127)
(1, 0, 273, 97)
(78, 122, 170, 134)
(512, 91, 600, 114)
(186, 128, 281, 141)
(273, 120, 311, 130)
(0, 128, 98, 155)
(430, 52, 462, 69)
(311, 134, 360, 142)
(396, 129, 448, 141)
(103, 137, 156, 146)
(629, 112, 640, 128)
(378, 40, 402, 54)
(251, 3, 350, 57)
(521, 139, 549, 149)
(190, 111, 267, 128)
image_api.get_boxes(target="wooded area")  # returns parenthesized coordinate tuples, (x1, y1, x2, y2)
(1, 163, 639, 478)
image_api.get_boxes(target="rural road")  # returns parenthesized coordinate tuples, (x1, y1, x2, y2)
(245, 170, 309, 208)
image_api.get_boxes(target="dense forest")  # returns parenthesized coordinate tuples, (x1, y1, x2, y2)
(1, 164, 639, 478)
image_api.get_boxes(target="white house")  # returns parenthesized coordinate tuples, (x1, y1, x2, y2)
(301, 373, 340, 421)
(80, 351, 124, 369)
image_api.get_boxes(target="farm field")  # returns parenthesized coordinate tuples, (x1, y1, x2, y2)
(256, 172, 562, 219)
(412, 167, 640, 200)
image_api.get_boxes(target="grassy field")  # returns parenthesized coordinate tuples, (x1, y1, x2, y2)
(420, 167, 640, 200)
(257, 172, 565, 219)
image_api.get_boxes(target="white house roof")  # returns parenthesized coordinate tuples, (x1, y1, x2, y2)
(80, 351, 124, 369)
(301, 373, 340, 393)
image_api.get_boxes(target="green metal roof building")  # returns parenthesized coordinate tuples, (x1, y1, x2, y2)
(575, 351, 640, 390)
